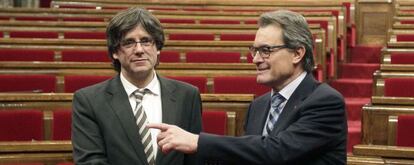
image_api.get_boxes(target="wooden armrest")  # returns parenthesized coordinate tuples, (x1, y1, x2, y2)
(353, 144, 414, 159)
(371, 96, 414, 105)
(0, 140, 72, 153)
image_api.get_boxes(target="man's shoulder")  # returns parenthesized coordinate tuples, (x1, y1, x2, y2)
(74, 77, 113, 96)
(305, 83, 345, 105)
(159, 76, 199, 92)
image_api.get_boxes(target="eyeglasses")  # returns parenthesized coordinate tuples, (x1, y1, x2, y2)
(120, 38, 155, 50)
(249, 45, 288, 58)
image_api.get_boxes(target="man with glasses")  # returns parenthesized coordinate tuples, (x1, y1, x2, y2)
(149, 10, 347, 165)
(72, 7, 202, 165)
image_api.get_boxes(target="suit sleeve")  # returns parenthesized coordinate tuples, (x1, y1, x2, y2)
(184, 88, 203, 165)
(72, 90, 110, 165)
(197, 88, 346, 164)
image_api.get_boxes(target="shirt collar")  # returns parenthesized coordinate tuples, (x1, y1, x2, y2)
(120, 71, 160, 97)
(271, 71, 307, 100)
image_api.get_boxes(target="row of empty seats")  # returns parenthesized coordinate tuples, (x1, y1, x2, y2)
(0, 109, 229, 141)
(0, 74, 269, 96)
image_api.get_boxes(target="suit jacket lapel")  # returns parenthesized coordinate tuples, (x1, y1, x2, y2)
(156, 76, 179, 163)
(106, 75, 148, 164)
(272, 74, 319, 134)
(255, 93, 272, 135)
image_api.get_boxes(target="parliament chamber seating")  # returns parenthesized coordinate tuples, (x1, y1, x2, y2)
(202, 110, 229, 135)
(0, 110, 44, 141)
(10, 0, 414, 164)
(396, 115, 414, 147)
(0, 75, 56, 93)
(51, 110, 72, 140)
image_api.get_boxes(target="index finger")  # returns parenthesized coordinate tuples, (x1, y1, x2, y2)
(146, 123, 170, 131)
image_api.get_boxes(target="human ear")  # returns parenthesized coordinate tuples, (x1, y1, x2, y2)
(292, 46, 305, 64)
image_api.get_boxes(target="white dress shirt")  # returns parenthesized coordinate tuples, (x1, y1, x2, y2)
(120, 72, 162, 157)
(262, 71, 307, 134)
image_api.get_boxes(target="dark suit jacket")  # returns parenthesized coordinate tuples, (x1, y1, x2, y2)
(197, 73, 347, 165)
(72, 74, 203, 165)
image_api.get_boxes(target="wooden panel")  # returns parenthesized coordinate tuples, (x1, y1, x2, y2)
(0, 93, 253, 137)
(362, 104, 414, 145)
(356, 0, 393, 45)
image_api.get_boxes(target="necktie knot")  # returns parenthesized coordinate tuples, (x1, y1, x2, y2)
(271, 93, 285, 112)
(133, 88, 149, 102)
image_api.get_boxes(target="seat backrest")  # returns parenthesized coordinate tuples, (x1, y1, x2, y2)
(186, 51, 241, 63)
(166, 76, 208, 93)
(214, 76, 269, 96)
(0, 49, 55, 61)
(52, 110, 72, 140)
(61, 50, 109, 62)
(63, 31, 106, 39)
(160, 51, 181, 62)
(384, 78, 414, 97)
(9, 31, 59, 39)
(0, 110, 43, 141)
(64, 75, 112, 93)
(390, 53, 414, 64)
(168, 33, 215, 41)
(396, 34, 414, 42)
(202, 110, 227, 135)
(0, 74, 56, 93)
(396, 115, 414, 147)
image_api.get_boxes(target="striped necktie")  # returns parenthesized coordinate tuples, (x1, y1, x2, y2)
(133, 88, 155, 165)
(263, 93, 285, 136)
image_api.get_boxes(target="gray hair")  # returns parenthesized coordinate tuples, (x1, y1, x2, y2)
(258, 10, 314, 73)
(106, 7, 165, 72)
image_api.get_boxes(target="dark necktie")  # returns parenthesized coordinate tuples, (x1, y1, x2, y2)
(263, 93, 286, 136)
(133, 88, 155, 165)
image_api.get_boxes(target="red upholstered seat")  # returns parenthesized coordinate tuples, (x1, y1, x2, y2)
(168, 33, 215, 41)
(245, 20, 258, 24)
(166, 76, 207, 93)
(160, 51, 180, 62)
(61, 50, 109, 62)
(247, 52, 254, 63)
(0, 163, 44, 165)
(182, 8, 219, 12)
(0, 49, 55, 61)
(199, 19, 240, 24)
(384, 78, 414, 97)
(64, 31, 106, 39)
(186, 51, 241, 63)
(9, 31, 58, 38)
(62, 17, 104, 22)
(390, 53, 414, 64)
(202, 110, 227, 135)
(396, 115, 414, 147)
(55, 4, 96, 9)
(220, 34, 255, 41)
(396, 34, 414, 42)
(214, 76, 269, 96)
(102, 6, 128, 10)
(52, 110, 72, 140)
(400, 20, 414, 24)
(145, 7, 178, 11)
(0, 110, 43, 141)
(0, 74, 56, 93)
(56, 163, 74, 165)
(64, 75, 111, 93)
(15, 16, 58, 21)
(0, 16, 8, 20)
(159, 18, 195, 24)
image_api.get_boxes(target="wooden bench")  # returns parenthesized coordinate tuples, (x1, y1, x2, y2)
(0, 93, 252, 137)
(0, 141, 72, 164)
(0, 6, 342, 61)
(372, 70, 414, 96)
